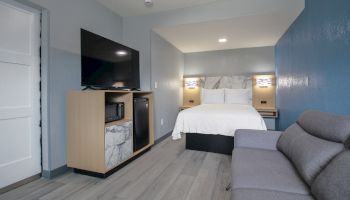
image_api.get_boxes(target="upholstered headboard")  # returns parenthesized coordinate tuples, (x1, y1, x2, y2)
(183, 75, 253, 107)
(183, 74, 276, 109)
(200, 76, 252, 89)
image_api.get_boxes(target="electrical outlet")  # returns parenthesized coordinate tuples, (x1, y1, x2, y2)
(161, 118, 164, 126)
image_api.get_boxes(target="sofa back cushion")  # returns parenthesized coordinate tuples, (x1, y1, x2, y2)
(277, 124, 344, 185)
(297, 110, 350, 146)
(311, 150, 350, 200)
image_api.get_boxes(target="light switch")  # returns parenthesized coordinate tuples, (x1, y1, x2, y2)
(154, 81, 158, 89)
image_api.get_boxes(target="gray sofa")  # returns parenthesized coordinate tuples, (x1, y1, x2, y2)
(231, 110, 350, 200)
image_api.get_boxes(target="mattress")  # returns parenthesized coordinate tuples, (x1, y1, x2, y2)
(172, 104, 267, 140)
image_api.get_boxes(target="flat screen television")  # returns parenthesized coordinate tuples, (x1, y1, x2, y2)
(81, 29, 140, 89)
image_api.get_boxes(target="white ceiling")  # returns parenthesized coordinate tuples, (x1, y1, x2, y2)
(96, 0, 304, 53)
(154, 8, 303, 53)
(97, 0, 225, 17)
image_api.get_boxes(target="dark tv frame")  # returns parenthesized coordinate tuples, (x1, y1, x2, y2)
(80, 29, 140, 90)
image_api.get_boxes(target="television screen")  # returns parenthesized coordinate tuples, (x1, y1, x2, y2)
(81, 29, 140, 89)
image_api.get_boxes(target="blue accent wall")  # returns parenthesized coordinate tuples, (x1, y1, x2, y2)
(275, 0, 350, 130)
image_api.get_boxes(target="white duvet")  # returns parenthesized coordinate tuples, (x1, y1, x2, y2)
(172, 104, 267, 140)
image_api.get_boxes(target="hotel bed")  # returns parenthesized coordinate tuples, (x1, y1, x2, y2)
(172, 104, 266, 139)
(172, 104, 266, 154)
(172, 75, 267, 154)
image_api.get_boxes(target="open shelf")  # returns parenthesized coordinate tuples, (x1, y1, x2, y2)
(256, 107, 278, 118)
(105, 92, 133, 121)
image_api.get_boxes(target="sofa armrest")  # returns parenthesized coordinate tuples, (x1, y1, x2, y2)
(234, 129, 282, 150)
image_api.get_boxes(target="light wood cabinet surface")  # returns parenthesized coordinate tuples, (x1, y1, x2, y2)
(67, 90, 154, 175)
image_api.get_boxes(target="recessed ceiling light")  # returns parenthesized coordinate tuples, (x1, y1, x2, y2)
(218, 38, 228, 43)
(116, 50, 128, 56)
(145, 0, 153, 7)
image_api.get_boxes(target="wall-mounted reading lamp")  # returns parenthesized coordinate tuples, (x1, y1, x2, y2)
(256, 77, 273, 88)
(184, 78, 199, 89)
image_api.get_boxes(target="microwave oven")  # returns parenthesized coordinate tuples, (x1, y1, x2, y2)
(105, 102, 125, 123)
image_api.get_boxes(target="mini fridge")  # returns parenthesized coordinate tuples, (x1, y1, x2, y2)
(133, 98, 150, 152)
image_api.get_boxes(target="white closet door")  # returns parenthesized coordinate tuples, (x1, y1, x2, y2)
(0, 0, 41, 188)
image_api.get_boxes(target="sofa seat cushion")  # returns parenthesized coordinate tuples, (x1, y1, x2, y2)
(232, 188, 315, 200)
(232, 147, 310, 195)
(277, 124, 344, 185)
(311, 150, 350, 200)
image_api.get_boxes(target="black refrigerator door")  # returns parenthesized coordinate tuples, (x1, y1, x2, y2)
(133, 98, 150, 152)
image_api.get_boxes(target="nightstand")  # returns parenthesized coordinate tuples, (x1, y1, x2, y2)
(256, 108, 278, 130)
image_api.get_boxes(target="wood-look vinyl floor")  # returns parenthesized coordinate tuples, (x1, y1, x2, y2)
(0, 137, 231, 200)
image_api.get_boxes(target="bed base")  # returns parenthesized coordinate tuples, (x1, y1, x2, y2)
(186, 133, 234, 155)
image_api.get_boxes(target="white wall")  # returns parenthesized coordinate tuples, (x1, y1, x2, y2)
(28, 0, 123, 173)
(151, 32, 184, 139)
(184, 46, 275, 76)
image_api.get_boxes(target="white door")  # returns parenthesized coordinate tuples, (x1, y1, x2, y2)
(0, 0, 41, 188)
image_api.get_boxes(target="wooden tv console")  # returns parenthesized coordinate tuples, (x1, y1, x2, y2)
(66, 90, 154, 177)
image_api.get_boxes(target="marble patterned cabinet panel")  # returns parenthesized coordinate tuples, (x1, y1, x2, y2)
(105, 121, 133, 170)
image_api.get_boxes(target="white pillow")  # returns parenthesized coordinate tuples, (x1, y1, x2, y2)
(225, 89, 251, 105)
(201, 89, 225, 104)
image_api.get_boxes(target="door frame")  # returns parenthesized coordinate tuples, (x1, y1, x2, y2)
(14, 0, 51, 178)
(0, 0, 50, 182)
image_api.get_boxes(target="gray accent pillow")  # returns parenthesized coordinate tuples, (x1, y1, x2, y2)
(297, 110, 350, 144)
(311, 151, 350, 200)
(277, 124, 344, 185)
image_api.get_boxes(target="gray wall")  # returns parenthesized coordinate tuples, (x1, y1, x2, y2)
(151, 32, 184, 139)
(121, 2, 294, 138)
(20, 0, 284, 174)
(122, 2, 281, 139)
(29, 0, 123, 172)
(184, 46, 275, 76)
